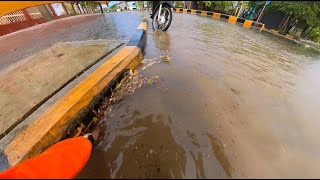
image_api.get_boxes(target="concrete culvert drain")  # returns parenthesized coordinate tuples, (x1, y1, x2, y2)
(64, 69, 160, 139)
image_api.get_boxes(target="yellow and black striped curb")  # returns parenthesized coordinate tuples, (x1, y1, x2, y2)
(1, 19, 148, 168)
(138, 8, 152, 11)
(174, 8, 265, 32)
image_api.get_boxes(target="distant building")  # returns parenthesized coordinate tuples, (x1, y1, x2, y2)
(127, 1, 137, 10)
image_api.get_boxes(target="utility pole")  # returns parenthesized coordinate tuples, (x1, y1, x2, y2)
(237, 1, 243, 17)
(99, 3, 104, 13)
(256, 4, 266, 22)
(257, 1, 271, 22)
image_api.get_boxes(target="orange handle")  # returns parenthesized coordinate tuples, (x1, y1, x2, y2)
(0, 137, 92, 178)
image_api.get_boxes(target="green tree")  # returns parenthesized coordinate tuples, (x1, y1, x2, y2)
(202, 1, 233, 13)
(136, 1, 144, 9)
(78, 1, 99, 13)
(174, 1, 183, 8)
(108, 4, 118, 12)
(82, 1, 98, 8)
(309, 27, 320, 43)
(268, 1, 320, 38)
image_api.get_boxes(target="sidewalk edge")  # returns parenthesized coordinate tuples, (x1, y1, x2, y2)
(3, 19, 148, 168)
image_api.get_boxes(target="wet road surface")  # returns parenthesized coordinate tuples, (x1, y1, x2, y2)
(0, 12, 142, 71)
(78, 12, 320, 178)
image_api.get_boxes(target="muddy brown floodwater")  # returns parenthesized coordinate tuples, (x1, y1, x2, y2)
(77, 13, 320, 178)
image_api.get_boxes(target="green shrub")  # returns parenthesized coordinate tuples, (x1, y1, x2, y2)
(309, 27, 320, 43)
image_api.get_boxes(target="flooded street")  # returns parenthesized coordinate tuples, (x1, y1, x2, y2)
(78, 13, 320, 178)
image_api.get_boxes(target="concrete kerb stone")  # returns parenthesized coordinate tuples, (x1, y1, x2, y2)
(261, 30, 320, 53)
(2, 18, 148, 168)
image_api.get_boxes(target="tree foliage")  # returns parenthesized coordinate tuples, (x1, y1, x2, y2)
(136, 1, 144, 8)
(202, 1, 232, 9)
(79, 1, 98, 8)
(309, 27, 320, 43)
(175, 1, 183, 8)
(269, 1, 320, 28)
(201, 1, 233, 13)
(268, 1, 320, 41)
(108, 3, 118, 11)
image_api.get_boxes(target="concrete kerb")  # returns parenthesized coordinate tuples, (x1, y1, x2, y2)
(173, 8, 265, 31)
(2, 18, 148, 168)
(262, 29, 320, 53)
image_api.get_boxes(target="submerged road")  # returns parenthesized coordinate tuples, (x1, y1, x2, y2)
(79, 11, 320, 178)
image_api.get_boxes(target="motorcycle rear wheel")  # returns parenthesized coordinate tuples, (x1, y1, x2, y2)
(152, 5, 172, 31)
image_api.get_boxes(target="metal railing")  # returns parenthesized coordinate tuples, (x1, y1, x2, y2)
(0, 10, 27, 25)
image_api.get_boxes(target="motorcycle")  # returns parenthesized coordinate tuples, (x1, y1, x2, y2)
(150, 1, 174, 31)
